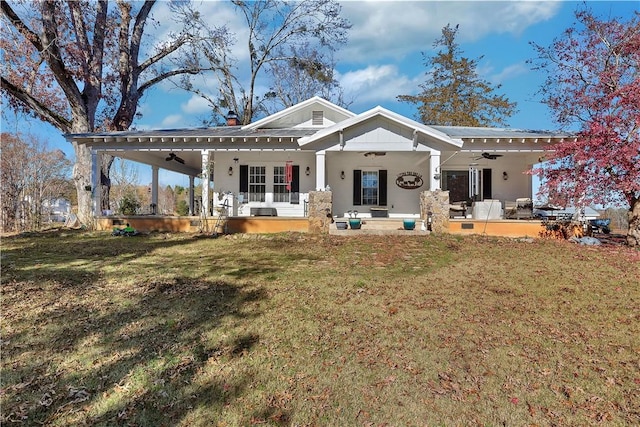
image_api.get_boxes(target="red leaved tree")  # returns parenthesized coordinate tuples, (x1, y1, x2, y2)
(1, 1, 227, 226)
(530, 8, 640, 246)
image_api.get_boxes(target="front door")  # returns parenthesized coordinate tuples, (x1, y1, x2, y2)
(443, 170, 469, 203)
(443, 169, 488, 203)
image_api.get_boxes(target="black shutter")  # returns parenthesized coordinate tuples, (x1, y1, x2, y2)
(379, 169, 387, 206)
(240, 165, 248, 200)
(353, 170, 362, 205)
(482, 168, 492, 200)
(291, 165, 300, 204)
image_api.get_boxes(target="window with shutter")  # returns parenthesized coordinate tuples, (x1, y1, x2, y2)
(353, 169, 387, 206)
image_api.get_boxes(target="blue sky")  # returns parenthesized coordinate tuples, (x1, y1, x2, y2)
(4, 0, 638, 187)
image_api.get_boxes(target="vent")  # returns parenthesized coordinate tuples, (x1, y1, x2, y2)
(312, 110, 323, 126)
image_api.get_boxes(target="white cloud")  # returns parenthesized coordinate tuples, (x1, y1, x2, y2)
(161, 114, 183, 128)
(490, 62, 529, 84)
(337, 1, 561, 63)
(339, 64, 420, 104)
(181, 95, 212, 115)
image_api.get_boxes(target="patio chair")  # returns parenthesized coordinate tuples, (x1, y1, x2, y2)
(449, 201, 467, 218)
(504, 201, 517, 219)
(515, 198, 533, 219)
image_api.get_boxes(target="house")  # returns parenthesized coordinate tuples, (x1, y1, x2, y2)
(66, 97, 575, 234)
(43, 197, 72, 223)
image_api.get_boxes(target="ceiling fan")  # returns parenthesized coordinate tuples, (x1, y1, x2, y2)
(474, 152, 503, 160)
(165, 152, 185, 164)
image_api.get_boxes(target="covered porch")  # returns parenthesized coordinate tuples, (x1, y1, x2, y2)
(65, 97, 577, 234)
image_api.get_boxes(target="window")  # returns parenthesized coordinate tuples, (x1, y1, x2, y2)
(362, 171, 379, 205)
(249, 166, 266, 202)
(353, 169, 387, 206)
(273, 166, 290, 202)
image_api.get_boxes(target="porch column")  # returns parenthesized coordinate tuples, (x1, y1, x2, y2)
(201, 150, 210, 217)
(91, 150, 101, 216)
(430, 151, 441, 190)
(188, 175, 195, 216)
(315, 150, 326, 190)
(151, 165, 159, 214)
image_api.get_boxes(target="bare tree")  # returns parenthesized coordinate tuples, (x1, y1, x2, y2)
(180, 0, 351, 125)
(1, 133, 72, 232)
(265, 44, 351, 111)
(1, 1, 228, 225)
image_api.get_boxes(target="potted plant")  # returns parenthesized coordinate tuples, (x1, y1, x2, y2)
(403, 218, 416, 230)
(335, 220, 348, 230)
(348, 210, 361, 229)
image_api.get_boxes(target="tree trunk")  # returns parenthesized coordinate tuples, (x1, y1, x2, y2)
(100, 155, 115, 212)
(628, 198, 640, 247)
(72, 141, 93, 228)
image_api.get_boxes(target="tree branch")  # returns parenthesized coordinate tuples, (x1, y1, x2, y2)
(1, 76, 72, 132)
(137, 34, 190, 72)
(39, 1, 86, 120)
(130, 1, 155, 69)
(138, 68, 203, 94)
(1, 1, 43, 52)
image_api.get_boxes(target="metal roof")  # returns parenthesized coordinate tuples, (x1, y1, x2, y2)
(430, 126, 574, 140)
(67, 126, 318, 142)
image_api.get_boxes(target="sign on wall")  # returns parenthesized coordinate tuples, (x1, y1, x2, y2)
(395, 172, 424, 190)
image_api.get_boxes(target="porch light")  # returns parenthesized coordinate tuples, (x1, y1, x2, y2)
(305, 166, 311, 176)
(433, 173, 441, 180)
(340, 171, 345, 180)
(503, 171, 508, 180)
(228, 166, 233, 176)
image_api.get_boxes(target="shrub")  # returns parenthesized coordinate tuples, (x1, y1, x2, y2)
(176, 200, 189, 216)
(118, 192, 140, 215)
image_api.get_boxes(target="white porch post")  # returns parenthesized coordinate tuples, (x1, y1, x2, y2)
(315, 150, 326, 190)
(188, 176, 195, 216)
(201, 150, 210, 217)
(151, 166, 159, 214)
(91, 150, 101, 216)
(430, 151, 441, 190)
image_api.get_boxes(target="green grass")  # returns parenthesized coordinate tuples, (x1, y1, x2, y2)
(2, 230, 639, 426)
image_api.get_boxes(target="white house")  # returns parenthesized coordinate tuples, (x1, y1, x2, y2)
(67, 97, 574, 222)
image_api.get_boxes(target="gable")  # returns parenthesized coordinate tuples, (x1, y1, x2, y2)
(298, 106, 462, 152)
(242, 96, 355, 130)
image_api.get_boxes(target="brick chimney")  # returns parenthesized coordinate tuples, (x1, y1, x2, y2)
(226, 110, 240, 126)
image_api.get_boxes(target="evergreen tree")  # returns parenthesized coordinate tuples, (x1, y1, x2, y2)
(398, 24, 517, 127)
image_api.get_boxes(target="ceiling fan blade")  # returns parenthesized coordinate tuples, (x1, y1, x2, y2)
(481, 152, 503, 160)
(175, 156, 185, 164)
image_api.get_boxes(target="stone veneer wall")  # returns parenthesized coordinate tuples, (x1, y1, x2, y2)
(308, 191, 333, 234)
(420, 190, 450, 233)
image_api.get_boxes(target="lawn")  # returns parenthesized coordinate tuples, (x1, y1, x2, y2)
(1, 230, 639, 426)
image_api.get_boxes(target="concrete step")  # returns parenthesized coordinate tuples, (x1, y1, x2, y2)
(331, 218, 428, 235)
